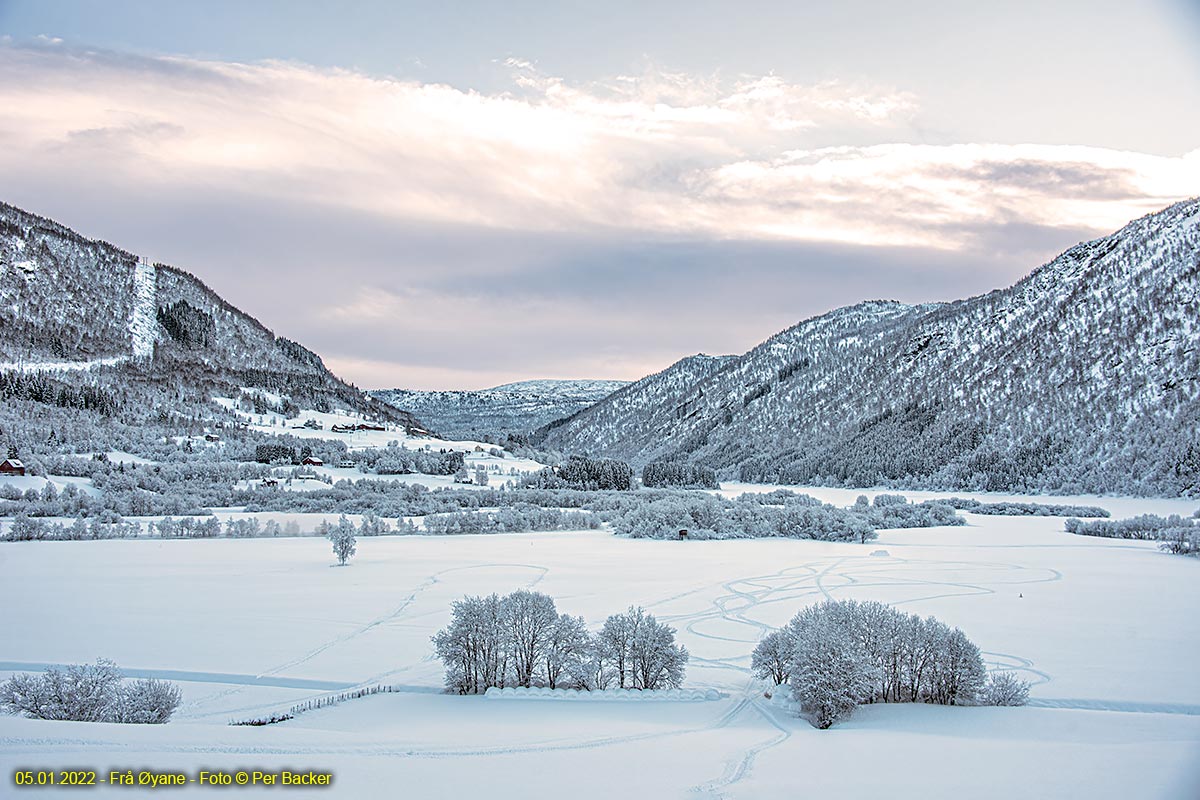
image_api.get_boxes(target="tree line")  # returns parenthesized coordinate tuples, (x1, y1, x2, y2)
(1066, 512, 1200, 556)
(641, 461, 719, 489)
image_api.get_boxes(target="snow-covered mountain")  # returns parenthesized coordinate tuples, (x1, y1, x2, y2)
(372, 379, 629, 439)
(538, 199, 1200, 496)
(0, 201, 421, 429)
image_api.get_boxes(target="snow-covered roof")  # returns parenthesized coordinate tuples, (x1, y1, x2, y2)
(0, 458, 24, 469)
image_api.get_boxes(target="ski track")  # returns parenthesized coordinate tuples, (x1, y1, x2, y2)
(692, 697, 792, 799)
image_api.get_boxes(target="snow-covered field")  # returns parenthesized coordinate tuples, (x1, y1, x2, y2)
(0, 473, 100, 496)
(213, 395, 544, 470)
(1, 492, 1197, 799)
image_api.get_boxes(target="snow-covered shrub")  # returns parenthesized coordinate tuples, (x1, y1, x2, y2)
(980, 672, 1031, 706)
(0, 660, 180, 724)
(859, 500, 962, 530)
(1158, 527, 1200, 556)
(358, 510, 391, 536)
(609, 492, 879, 542)
(943, 498, 1108, 517)
(108, 678, 182, 723)
(423, 506, 600, 535)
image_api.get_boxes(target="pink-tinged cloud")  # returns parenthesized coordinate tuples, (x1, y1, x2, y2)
(2, 42, 1194, 252)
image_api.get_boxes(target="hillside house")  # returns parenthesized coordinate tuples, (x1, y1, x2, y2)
(302, 456, 324, 467)
(0, 458, 26, 477)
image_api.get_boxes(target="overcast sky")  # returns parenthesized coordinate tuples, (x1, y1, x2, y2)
(0, 1, 1197, 389)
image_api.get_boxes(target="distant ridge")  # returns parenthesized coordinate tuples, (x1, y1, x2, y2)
(372, 379, 630, 439)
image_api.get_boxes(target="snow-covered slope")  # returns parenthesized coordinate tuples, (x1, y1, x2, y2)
(0, 201, 419, 428)
(539, 199, 1200, 495)
(372, 379, 629, 438)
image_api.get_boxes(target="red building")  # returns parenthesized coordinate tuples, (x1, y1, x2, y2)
(0, 458, 26, 477)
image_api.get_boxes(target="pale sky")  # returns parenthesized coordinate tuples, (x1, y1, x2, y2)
(0, 0, 1197, 389)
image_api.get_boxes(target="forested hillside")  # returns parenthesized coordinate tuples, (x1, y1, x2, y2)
(0, 201, 418, 428)
(539, 200, 1200, 496)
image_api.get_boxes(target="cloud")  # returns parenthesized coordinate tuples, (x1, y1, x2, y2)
(0, 41, 1196, 389)
(4, 41, 1186, 252)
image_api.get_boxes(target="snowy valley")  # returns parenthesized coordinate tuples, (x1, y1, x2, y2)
(0, 198, 1197, 800)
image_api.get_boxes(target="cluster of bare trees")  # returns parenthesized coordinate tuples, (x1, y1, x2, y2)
(433, 591, 687, 694)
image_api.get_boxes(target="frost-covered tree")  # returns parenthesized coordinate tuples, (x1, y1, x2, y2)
(577, 638, 616, 690)
(328, 515, 357, 566)
(628, 612, 688, 689)
(598, 608, 640, 689)
(432, 593, 510, 694)
(751, 629, 794, 686)
(542, 614, 591, 689)
(599, 606, 687, 689)
(474, 465, 489, 486)
(924, 627, 986, 706)
(502, 590, 558, 688)
(789, 613, 877, 729)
